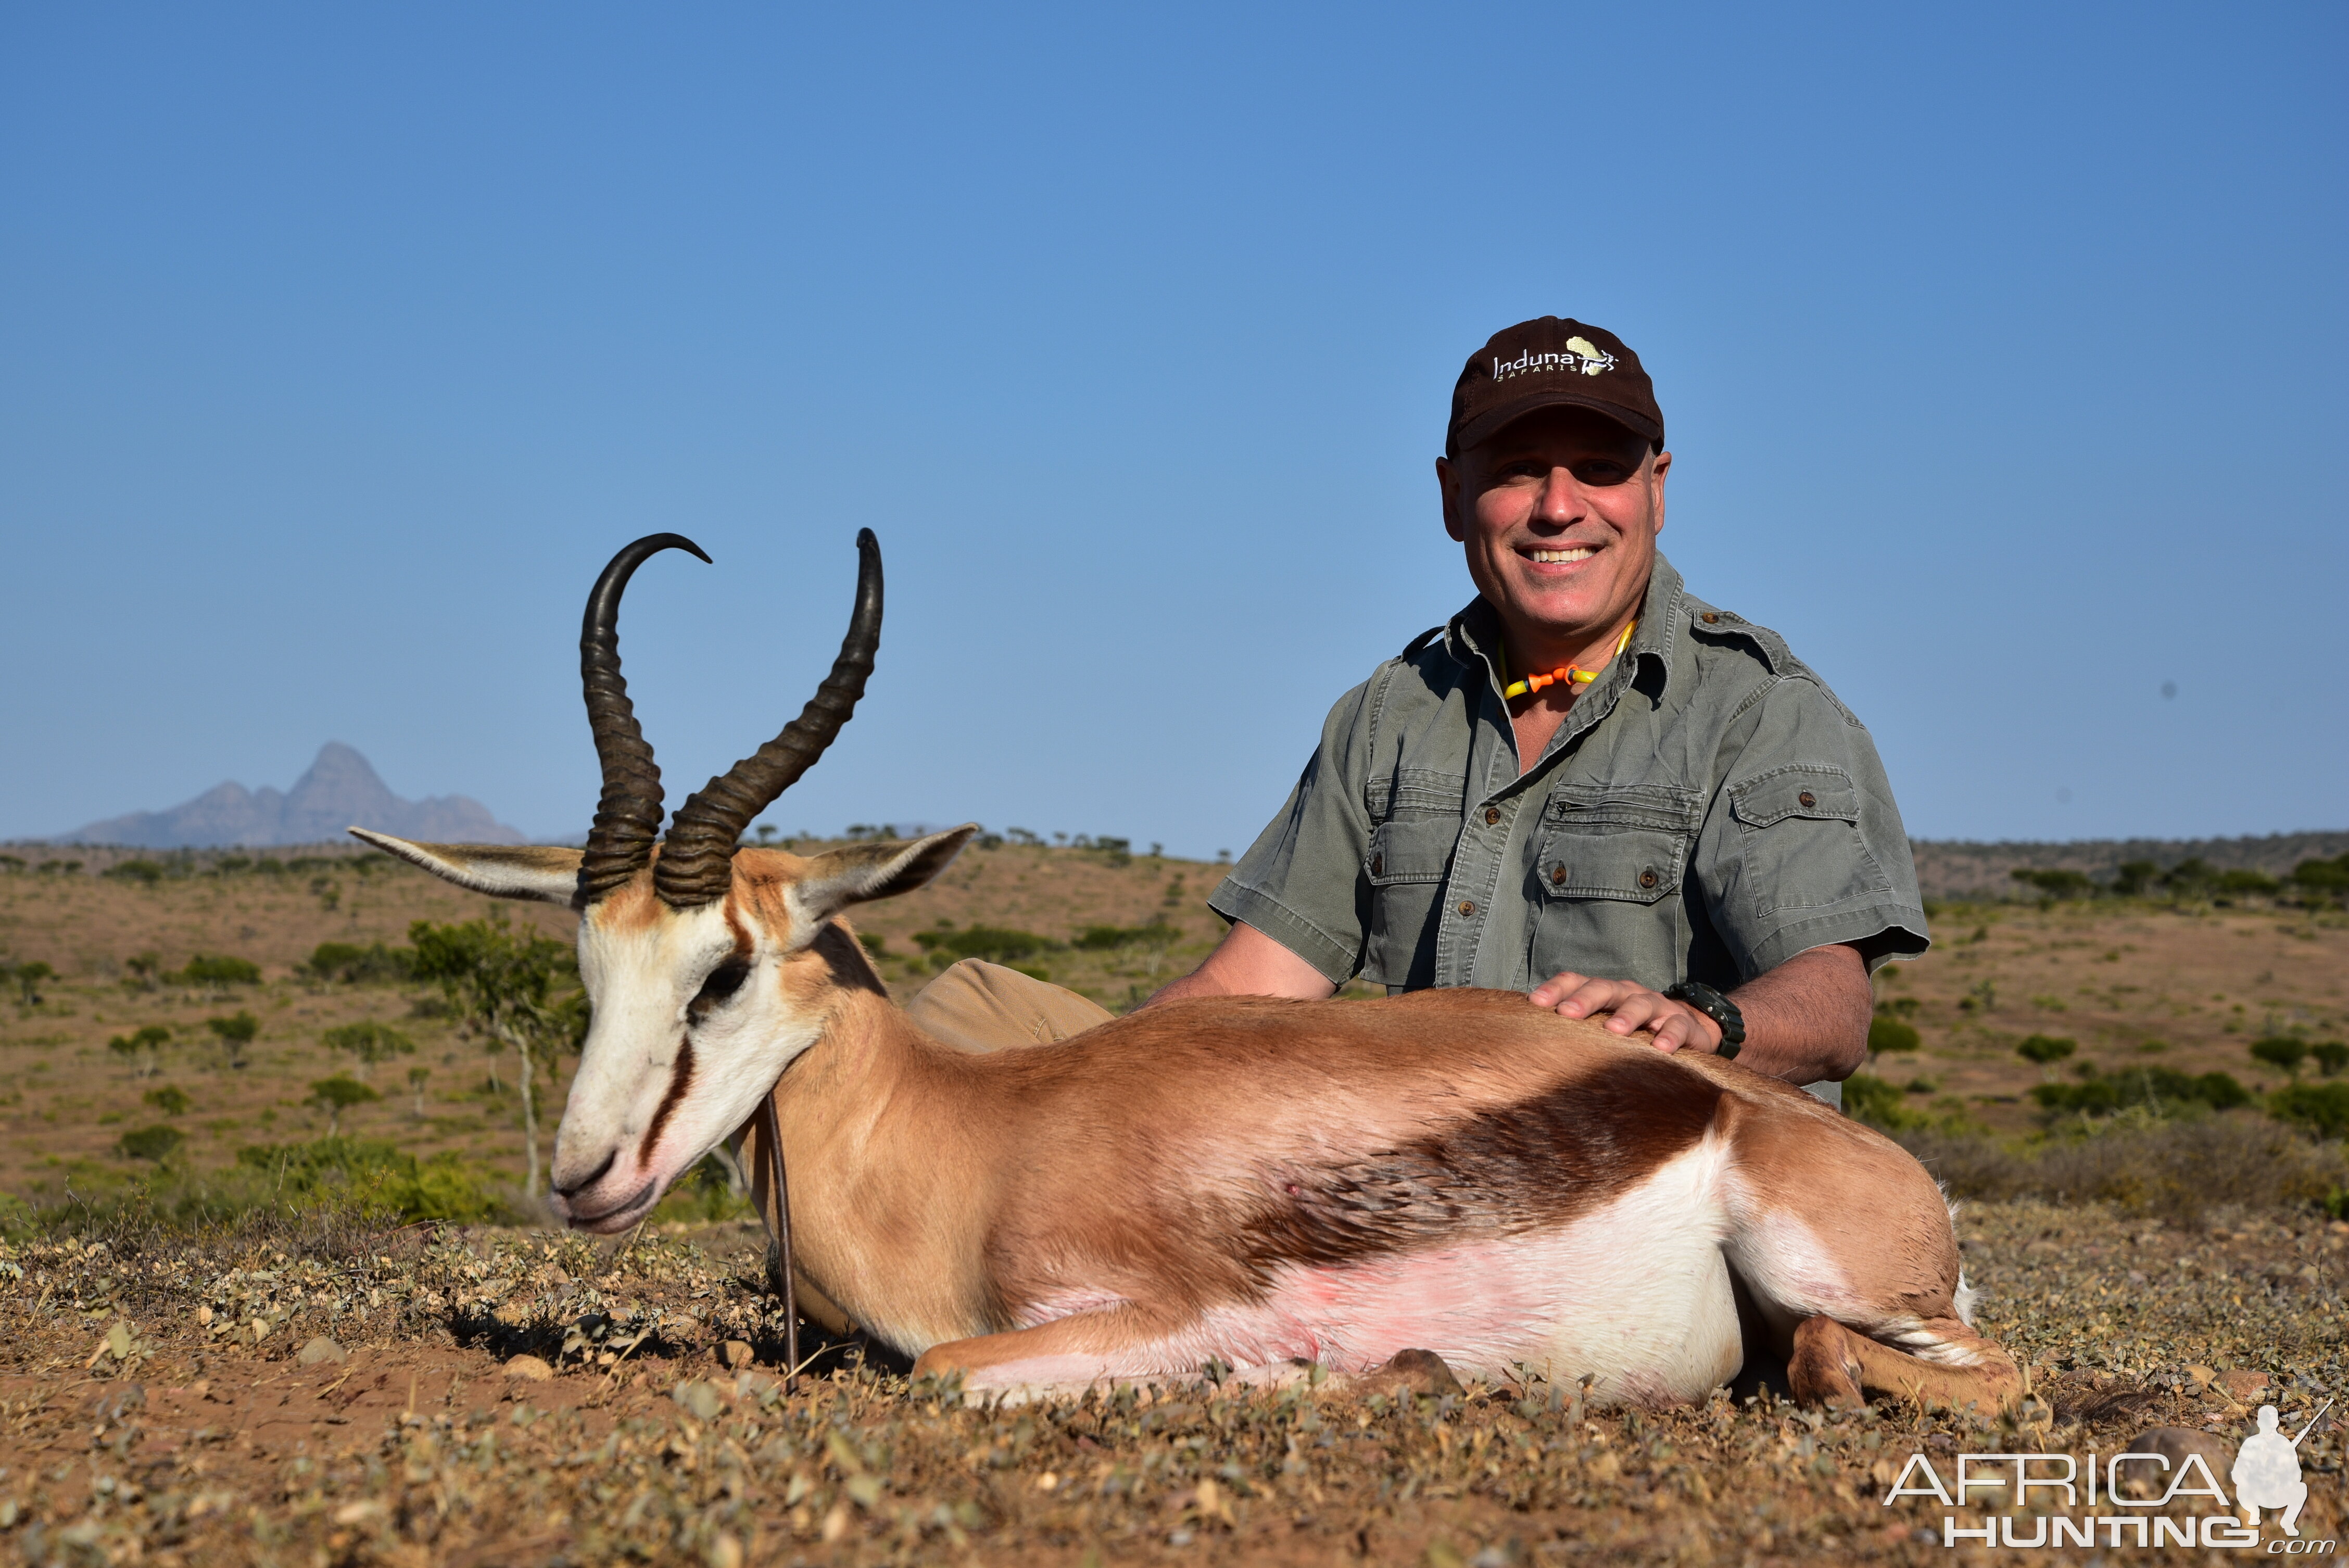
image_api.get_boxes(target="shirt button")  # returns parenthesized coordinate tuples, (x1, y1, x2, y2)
(1483, 807, 1500, 826)
(1369, 855, 1383, 877)
(1638, 869, 1659, 889)
(1701, 612, 1719, 624)
(1798, 790, 1816, 808)
(1549, 865, 1567, 886)
(1457, 900, 1475, 916)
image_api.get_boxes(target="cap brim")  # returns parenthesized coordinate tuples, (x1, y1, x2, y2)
(1452, 390, 1662, 454)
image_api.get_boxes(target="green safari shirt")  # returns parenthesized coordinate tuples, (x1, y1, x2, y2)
(1209, 553, 1928, 1096)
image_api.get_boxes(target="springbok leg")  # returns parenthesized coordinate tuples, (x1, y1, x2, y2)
(1785, 1314, 2024, 1413)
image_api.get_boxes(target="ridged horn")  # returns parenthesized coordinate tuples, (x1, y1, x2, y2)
(654, 529, 882, 908)
(577, 534, 712, 904)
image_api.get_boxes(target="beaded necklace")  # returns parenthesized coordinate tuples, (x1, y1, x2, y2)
(1500, 618, 1638, 701)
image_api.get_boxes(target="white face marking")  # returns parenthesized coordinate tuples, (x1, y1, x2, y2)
(548, 898, 825, 1232)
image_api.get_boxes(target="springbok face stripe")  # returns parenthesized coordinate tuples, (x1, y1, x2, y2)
(638, 1036, 696, 1167)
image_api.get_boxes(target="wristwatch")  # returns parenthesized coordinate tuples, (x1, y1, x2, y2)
(1663, 981, 1745, 1060)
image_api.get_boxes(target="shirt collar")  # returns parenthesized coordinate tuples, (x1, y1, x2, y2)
(1442, 551, 1686, 694)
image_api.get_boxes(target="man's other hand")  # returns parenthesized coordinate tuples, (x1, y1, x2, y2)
(1530, 971, 1723, 1053)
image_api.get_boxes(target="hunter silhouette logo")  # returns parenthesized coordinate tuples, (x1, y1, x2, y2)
(1491, 336, 1617, 383)
(2237, 1400, 2327, 1537)
(1880, 1395, 2336, 1549)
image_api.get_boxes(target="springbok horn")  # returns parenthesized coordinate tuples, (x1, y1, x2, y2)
(653, 529, 883, 908)
(577, 533, 712, 905)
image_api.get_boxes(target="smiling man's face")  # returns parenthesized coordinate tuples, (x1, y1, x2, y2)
(1436, 404, 1670, 666)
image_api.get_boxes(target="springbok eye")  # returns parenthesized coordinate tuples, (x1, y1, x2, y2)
(688, 957, 752, 1021)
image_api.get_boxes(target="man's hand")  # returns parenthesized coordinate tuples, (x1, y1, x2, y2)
(1530, 971, 1723, 1054)
(1532, 944, 1873, 1084)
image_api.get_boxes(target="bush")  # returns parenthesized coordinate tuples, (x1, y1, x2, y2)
(2290, 853, 2349, 896)
(304, 941, 414, 983)
(2215, 869, 2282, 896)
(119, 1124, 185, 1162)
(143, 1085, 191, 1116)
(2030, 1064, 2250, 1119)
(1072, 920, 1178, 952)
(2250, 1036, 2309, 1076)
(2017, 1034, 2077, 1067)
(232, 1137, 508, 1223)
(2011, 868, 2094, 899)
(2313, 1042, 2349, 1078)
(1866, 1017, 1921, 1055)
(322, 1019, 416, 1076)
(1901, 1116, 2347, 1225)
(173, 954, 261, 985)
(1842, 1073, 1924, 1131)
(8, 959, 56, 1005)
(104, 859, 168, 884)
(912, 924, 1051, 964)
(205, 1010, 259, 1069)
(2270, 1083, 2349, 1141)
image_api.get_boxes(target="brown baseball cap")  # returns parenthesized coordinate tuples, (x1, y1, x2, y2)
(1446, 317, 1663, 456)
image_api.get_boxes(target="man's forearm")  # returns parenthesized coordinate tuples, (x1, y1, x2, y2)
(1724, 943, 1872, 1084)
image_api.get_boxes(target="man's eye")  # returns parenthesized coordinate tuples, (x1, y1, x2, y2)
(1570, 460, 1632, 486)
(689, 958, 752, 1018)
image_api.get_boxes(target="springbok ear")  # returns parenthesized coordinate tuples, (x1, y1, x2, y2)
(789, 825, 979, 931)
(350, 829, 584, 906)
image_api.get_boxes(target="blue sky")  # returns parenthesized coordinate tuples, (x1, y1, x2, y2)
(4, 3, 2342, 854)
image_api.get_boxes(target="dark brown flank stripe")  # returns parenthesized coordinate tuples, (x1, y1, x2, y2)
(638, 1036, 696, 1166)
(1236, 1053, 1723, 1283)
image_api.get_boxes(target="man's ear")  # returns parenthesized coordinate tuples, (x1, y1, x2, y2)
(788, 826, 979, 932)
(1435, 453, 1466, 542)
(350, 829, 584, 906)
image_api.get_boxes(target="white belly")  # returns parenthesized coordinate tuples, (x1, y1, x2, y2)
(995, 1136, 1745, 1407)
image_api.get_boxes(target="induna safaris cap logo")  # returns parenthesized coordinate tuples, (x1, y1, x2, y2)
(1881, 1398, 2333, 1551)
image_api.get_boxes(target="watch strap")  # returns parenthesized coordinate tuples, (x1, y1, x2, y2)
(1663, 980, 1745, 1059)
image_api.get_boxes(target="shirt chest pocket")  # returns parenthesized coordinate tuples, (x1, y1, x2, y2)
(1360, 769, 1462, 988)
(1529, 786, 1699, 985)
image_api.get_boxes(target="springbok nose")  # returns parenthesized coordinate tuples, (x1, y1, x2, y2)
(554, 1148, 617, 1199)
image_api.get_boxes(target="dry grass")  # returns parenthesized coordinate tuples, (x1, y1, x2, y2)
(0, 1199, 2340, 1565)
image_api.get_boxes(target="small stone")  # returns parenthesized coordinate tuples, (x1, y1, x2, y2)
(2116, 1427, 2234, 1499)
(1352, 1348, 1464, 1400)
(296, 1336, 346, 1367)
(717, 1339, 753, 1370)
(502, 1355, 554, 1381)
(672, 1379, 724, 1421)
(2218, 1369, 2269, 1402)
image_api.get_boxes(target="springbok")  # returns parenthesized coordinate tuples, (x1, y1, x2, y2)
(355, 533, 2022, 1412)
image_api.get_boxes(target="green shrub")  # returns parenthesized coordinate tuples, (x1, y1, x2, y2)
(8, 960, 56, 1005)
(1843, 1073, 1926, 1131)
(2010, 868, 2094, 899)
(2270, 1083, 2349, 1141)
(1901, 1116, 2347, 1225)
(104, 859, 168, 884)
(304, 941, 414, 983)
(912, 924, 1051, 964)
(1866, 1017, 1921, 1055)
(143, 1085, 191, 1117)
(2289, 854, 2349, 896)
(1072, 920, 1178, 952)
(232, 1137, 507, 1223)
(173, 954, 261, 985)
(2251, 1036, 2309, 1076)
(2017, 1034, 2077, 1067)
(308, 1074, 379, 1135)
(2215, 869, 2281, 896)
(119, 1124, 185, 1161)
(2030, 1064, 2249, 1119)
(2313, 1042, 2349, 1078)
(322, 1019, 416, 1077)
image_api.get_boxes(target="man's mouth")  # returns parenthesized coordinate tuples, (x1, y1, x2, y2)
(1527, 546, 1595, 564)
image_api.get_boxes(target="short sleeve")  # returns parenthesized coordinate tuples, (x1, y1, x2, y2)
(1207, 677, 1379, 984)
(1691, 676, 1929, 979)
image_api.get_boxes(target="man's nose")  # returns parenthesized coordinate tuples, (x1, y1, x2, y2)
(1534, 465, 1586, 523)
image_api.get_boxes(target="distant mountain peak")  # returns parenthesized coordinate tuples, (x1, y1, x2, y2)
(61, 743, 525, 848)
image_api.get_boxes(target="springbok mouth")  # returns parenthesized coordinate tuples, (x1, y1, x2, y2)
(566, 1178, 659, 1233)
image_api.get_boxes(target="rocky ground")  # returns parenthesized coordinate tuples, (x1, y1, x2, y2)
(1, 1199, 2341, 1566)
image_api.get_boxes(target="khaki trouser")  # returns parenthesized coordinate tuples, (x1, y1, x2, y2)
(735, 960, 1112, 1333)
